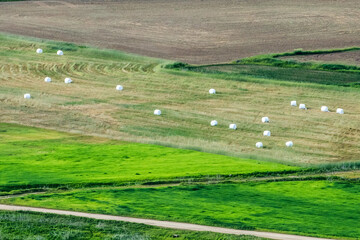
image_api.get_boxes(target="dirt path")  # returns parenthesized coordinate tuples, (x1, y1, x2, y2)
(0, 204, 335, 240)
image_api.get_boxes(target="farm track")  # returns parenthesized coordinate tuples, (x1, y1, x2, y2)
(0, 204, 336, 240)
(0, 0, 359, 64)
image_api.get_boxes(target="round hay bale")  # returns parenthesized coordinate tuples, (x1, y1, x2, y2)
(210, 120, 218, 126)
(57, 50, 64, 56)
(116, 85, 123, 91)
(44, 77, 52, 83)
(336, 108, 344, 114)
(24, 93, 31, 99)
(291, 100, 297, 106)
(154, 109, 161, 115)
(229, 124, 237, 130)
(299, 104, 306, 110)
(64, 78, 72, 84)
(209, 89, 216, 94)
(256, 142, 263, 148)
(286, 141, 293, 147)
(262, 117, 269, 123)
(321, 106, 329, 112)
(263, 130, 271, 137)
(36, 48, 43, 54)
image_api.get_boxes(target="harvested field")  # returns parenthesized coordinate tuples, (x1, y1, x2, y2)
(1, 34, 360, 165)
(279, 50, 360, 66)
(0, 0, 360, 64)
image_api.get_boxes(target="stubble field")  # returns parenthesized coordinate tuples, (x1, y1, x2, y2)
(1, 34, 360, 165)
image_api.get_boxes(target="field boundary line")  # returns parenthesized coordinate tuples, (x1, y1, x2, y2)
(0, 204, 336, 240)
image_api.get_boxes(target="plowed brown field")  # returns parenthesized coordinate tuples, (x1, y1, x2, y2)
(1, 0, 359, 64)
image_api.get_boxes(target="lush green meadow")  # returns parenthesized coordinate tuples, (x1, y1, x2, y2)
(3, 180, 359, 239)
(1, 34, 360, 165)
(0, 211, 265, 240)
(0, 123, 297, 192)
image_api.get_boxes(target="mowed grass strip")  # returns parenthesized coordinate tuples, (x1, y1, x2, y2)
(0, 211, 265, 240)
(0, 123, 297, 188)
(3, 180, 359, 239)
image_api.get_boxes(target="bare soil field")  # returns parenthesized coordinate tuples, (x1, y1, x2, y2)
(0, 0, 359, 64)
(279, 50, 360, 66)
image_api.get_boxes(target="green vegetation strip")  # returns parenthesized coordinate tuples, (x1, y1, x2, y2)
(0, 210, 263, 240)
(168, 47, 360, 87)
(2, 180, 359, 239)
(0, 123, 297, 192)
(186, 64, 360, 87)
(236, 48, 360, 74)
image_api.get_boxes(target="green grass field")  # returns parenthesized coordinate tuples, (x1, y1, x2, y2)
(3, 180, 359, 239)
(1, 33, 360, 165)
(0, 123, 297, 193)
(0, 211, 265, 240)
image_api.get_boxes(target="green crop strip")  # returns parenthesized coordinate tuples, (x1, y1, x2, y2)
(0, 123, 297, 194)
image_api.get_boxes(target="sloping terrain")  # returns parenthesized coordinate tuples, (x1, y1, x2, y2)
(0, 123, 296, 191)
(0, 0, 359, 64)
(1, 34, 360, 165)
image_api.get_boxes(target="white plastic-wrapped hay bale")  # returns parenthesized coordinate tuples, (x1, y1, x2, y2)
(24, 93, 31, 99)
(229, 124, 237, 130)
(57, 50, 64, 56)
(299, 104, 306, 110)
(263, 130, 271, 137)
(286, 141, 293, 147)
(256, 142, 263, 148)
(336, 108, 344, 114)
(64, 78, 72, 84)
(210, 120, 218, 126)
(154, 109, 161, 116)
(291, 100, 297, 106)
(116, 85, 123, 91)
(44, 77, 52, 83)
(262, 117, 269, 123)
(321, 106, 329, 112)
(209, 89, 216, 94)
(36, 48, 43, 54)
